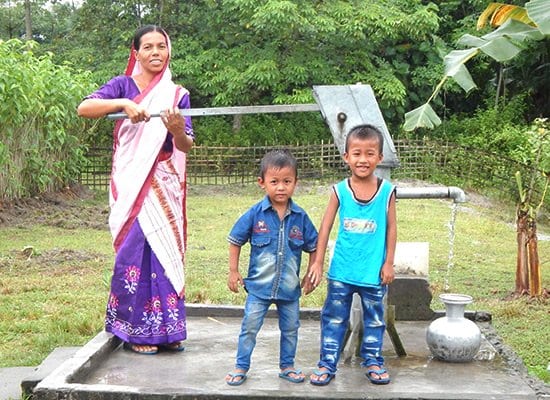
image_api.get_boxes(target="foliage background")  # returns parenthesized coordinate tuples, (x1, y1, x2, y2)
(0, 39, 93, 199)
(1, 0, 548, 199)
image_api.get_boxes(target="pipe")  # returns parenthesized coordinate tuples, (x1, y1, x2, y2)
(395, 186, 466, 203)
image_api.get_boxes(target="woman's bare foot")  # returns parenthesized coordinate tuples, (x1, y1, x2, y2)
(123, 342, 158, 354)
(163, 342, 185, 352)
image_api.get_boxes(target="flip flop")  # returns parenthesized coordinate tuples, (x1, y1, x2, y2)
(366, 366, 391, 385)
(161, 342, 185, 352)
(226, 372, 247, 386)
(279, 368, 305, 383)
(309, 369, 335, 386)
(123, 342, 158, 355)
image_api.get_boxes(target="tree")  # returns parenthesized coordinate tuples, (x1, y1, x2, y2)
(403, 0, 550, 131)
(0, 39, 94, 199)
(161, 0, 444, 141)
(24, 0, 31, 39)
(403, 0, 550, 298)
(514, 118, 549, 298)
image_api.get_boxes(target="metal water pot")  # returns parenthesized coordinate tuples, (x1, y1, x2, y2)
(426, 293, 481, 362)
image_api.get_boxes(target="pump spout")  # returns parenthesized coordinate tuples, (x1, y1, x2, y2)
(396, 186, 466, 203)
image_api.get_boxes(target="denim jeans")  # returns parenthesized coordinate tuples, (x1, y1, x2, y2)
(235, 293, 300, 371)
(318, 279, 387, 373)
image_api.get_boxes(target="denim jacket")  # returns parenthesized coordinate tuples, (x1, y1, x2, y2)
(228, 196, 318, 301)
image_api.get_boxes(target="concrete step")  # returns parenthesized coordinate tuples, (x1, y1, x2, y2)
(0, 346, 80, 400)
(0, 367, 35, 400)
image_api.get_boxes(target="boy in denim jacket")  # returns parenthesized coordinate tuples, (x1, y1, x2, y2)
(225, 149, 318, 386)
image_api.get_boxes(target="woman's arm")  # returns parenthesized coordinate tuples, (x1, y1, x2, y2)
(160, 108, 194, 153)
(77, 98, 151, 123)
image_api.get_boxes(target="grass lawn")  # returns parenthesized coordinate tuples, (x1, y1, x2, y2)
(0, 182, 548, 383)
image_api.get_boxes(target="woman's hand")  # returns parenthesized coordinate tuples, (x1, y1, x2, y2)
(162, 107, 193, 152)
(77, 98, 148, 121)
(160, 107, 185, 134)
(123, 100, 150, 124)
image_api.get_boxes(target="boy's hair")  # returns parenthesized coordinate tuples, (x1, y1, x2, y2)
(345, 124, 384, 154)
(259, 149, 298, 180)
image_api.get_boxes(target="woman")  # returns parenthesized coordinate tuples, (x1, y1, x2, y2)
(78, 25, 194, 354)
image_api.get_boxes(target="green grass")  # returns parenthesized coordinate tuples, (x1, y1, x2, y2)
(0, 182, 548, 383)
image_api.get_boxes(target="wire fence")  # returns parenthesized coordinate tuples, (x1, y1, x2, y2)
(79, 139, 549, 211)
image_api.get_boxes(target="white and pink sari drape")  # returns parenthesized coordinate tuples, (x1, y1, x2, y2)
(108, 44, 188, 298)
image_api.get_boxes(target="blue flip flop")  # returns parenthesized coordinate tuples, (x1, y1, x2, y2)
(309, 369, 335, 386)
(366, 366, 391, 385)
(279, 368, 305, 383)
(226, 372, 247, 386)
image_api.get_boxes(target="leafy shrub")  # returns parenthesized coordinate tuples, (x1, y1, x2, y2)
(193, 112, 331, 146)
(429, 96, 530, 160)
(0, 39, 95, 200)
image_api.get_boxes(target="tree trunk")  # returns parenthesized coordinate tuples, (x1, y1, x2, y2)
(515, 205, 543, 298)
(24, 0, 32, 40)
(158, 0, 164, 27)
(232, 115, 242, 133)
(526, 218, 542, 297)
(515, 206, 529, 295)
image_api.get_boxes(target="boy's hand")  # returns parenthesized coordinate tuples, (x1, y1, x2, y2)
(380, 262, 395, 285)
(301, 276, 315, 295)
(301, 263, 323, 295)
(227, 270, 244, 293)
(307, 263, 323, 287)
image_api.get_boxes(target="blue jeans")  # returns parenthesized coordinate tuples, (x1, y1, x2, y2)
(235, 293, 300, 371)
(318, 279, 387, 373)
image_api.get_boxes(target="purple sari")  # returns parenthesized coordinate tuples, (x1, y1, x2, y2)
(88, 76, 192, 345)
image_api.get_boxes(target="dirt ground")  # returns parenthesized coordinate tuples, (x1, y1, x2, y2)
(0, 184, 109, 230)
(1, 180, 547, 231)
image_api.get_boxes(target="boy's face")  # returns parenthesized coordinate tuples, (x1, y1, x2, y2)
(344, 137, 383, 179)
(258, 166, 297, 207)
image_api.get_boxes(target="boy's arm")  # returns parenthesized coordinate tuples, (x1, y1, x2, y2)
(301, 250, 317, 295)
(305, 191, 339, 288)
(228, 243, 244, 293)
(381, 192, 397, 285)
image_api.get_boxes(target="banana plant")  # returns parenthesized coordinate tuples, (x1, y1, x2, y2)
(403, 0, 550, 131)
(514, 119, 549, 298)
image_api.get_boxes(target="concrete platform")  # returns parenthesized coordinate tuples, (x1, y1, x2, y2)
(29, 305, 540, 400)
(0, 367, 35, 400)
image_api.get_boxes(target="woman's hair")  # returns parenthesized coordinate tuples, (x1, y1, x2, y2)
(259, 149, 298, 180)
(345, 124, 384, 154)
(132, 25, 167, 50)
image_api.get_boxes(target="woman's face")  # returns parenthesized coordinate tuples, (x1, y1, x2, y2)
(135, 31, 169, 74)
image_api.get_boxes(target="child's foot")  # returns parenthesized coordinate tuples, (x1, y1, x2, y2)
(309, 367, 335, 386)
(365, 364, 390, 385)
(278, 367, 305, 383)
(225, 369, 248, 386)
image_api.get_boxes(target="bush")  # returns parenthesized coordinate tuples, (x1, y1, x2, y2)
(429, 96, 530, 159)
(193, 112, 331, 146)
(0, 39, 95, 200)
